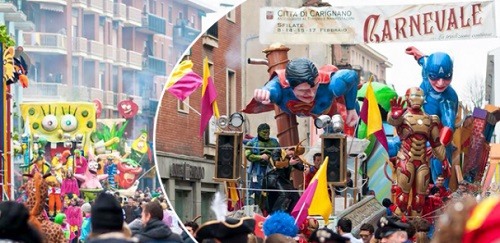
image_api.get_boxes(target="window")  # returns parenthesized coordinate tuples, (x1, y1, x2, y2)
(226, 69, 236, 114)
(190, 15, 195, 27)
(160, 2, 164, 17)
(154, 41, 157, 56)
(177, 97, 189, 113)
(206, 23, 218, 39)
(168, 6, 172, 24)
(226, 9, 236, 23)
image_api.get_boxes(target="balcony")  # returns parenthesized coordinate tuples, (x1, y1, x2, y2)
(113, 2, 126, 22)
(85, 0, 103, 14)
(26, 0, 66, 5)
(103, 91, 115, 107)
(69, 86, 89, 101)
(143, 55, 166, 76)
(126, 50, 142, 70)
(22, 32, 67, 55)
(23, 82, 70, 101)
(138, 13, 166, 35)
(14, 20, 35, 31)
(173, 20, 201, 47)
(0, 0, 18, 13)
(116, 48, 127, 66)
(89, 88, 104, 102)
(125, 6, 141, 27)
(87, 40, 104, 60)
(202, 23, 218, 48)
(5, 10, 27, 22)
(104, 44, 116, 62)
(72, 37, 88, 57)
(72, 0, 87, 8)
(103, 0, 113, 17)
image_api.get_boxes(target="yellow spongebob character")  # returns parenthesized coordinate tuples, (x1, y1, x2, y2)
(20, 102, 97, 152)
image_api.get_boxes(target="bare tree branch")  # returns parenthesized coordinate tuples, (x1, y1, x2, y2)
(462, 75, 485, 109)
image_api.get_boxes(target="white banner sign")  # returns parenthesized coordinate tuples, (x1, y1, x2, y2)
(259, 1, 496, 44)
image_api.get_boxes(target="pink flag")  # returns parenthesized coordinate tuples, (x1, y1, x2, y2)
(166, 60, 202, 101)
(200, 57, 219, 138)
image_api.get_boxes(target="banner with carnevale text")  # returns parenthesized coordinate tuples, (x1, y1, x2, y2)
(259, 1, 496, 44)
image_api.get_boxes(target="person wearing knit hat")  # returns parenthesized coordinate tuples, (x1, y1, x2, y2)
(86, 192, 139, 243)
(0, 201, 43, 243)
(80, 202, 92, 242)
(54, 213, 71, 241)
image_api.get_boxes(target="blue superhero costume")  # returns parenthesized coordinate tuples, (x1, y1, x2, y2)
(263, 69, 359, 117)
(417, 52, 458, 187)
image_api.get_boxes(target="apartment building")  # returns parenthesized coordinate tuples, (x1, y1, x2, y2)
(1, 0, 215, 191)
(155, 6, 241, 223)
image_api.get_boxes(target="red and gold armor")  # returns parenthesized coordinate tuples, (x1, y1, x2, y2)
(387, 87, 450, 216)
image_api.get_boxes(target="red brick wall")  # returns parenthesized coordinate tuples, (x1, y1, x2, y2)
(155, 7, 242, 156)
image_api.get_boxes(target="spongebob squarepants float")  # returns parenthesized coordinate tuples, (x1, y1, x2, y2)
(20, 102, 97, 157)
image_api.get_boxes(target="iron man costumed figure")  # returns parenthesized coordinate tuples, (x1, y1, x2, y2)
(387, 87, 451, 216)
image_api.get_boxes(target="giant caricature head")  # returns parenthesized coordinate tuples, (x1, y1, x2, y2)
(405, 87, 425, 110)
(20, 103, 96, 153)
(286, 58, 319, 103)
(257, 123, 270, 141)
(424, 52, 453, 93)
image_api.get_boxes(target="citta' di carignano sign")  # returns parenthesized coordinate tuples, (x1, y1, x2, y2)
(259, 1, 496, 44)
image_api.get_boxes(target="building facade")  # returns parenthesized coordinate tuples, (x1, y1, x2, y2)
(1, 0, 215, 194)
(155, 5, 241, 223)
(486, 47, 500, 143)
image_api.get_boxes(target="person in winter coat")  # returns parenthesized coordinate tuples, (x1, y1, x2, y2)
(133, 201, 182, 243)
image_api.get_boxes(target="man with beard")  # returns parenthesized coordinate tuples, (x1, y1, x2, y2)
(245, 123, 280, 212)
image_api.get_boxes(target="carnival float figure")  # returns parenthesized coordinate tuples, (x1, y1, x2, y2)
(406, 47, 458, 186)
(387, 87, 451, 216)
(245, 123, 280, 209)
(265, 144, 305, 214)
(252, 58, 359, 126)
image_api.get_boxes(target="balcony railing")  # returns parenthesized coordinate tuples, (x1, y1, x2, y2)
(173, 21, 201, 47)
(87, 40, 104, 59)
(0, 1, 17, 13)
(103, 0, 113, 17)
(127, 50, 142, 70)
(72, 37, 88, 56)
(22, 32, 67, 54)
(5, 11, 27, 22)
(14, 20, 35, 31)
(23, 82, 70, 100)
(86, 0, 103, 14)
(26, 0, 67, 5)
(143, 55, 166, 76)
(113, 2, 126, 21)
(116, 48, 127, 66)
(140, 13, 166, 35)
(125, 6, 141, 27)
(89, 88, 104, 102)
(103, 91, 115, 107)
(72, 0, 87, 8)
(104, 44, 116, 62)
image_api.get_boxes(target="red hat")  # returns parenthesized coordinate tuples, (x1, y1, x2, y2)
(462, 197, 500, 243)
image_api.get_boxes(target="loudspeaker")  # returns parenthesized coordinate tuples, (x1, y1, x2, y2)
(215, 132, 243, 180)
(321, 134, 347, 185)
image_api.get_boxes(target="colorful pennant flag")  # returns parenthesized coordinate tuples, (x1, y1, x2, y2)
(291, 157, 332, 225)
(200, 57, 220, 138)
(359, 78, 389, 152)
(166, 60, 202, 101)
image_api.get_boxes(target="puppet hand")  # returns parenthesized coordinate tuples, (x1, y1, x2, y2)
(390, 97, 405, 118)
(254, 89, 271, 105)
(405, 46, 425, 61)
(346, 109, 358, 127)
